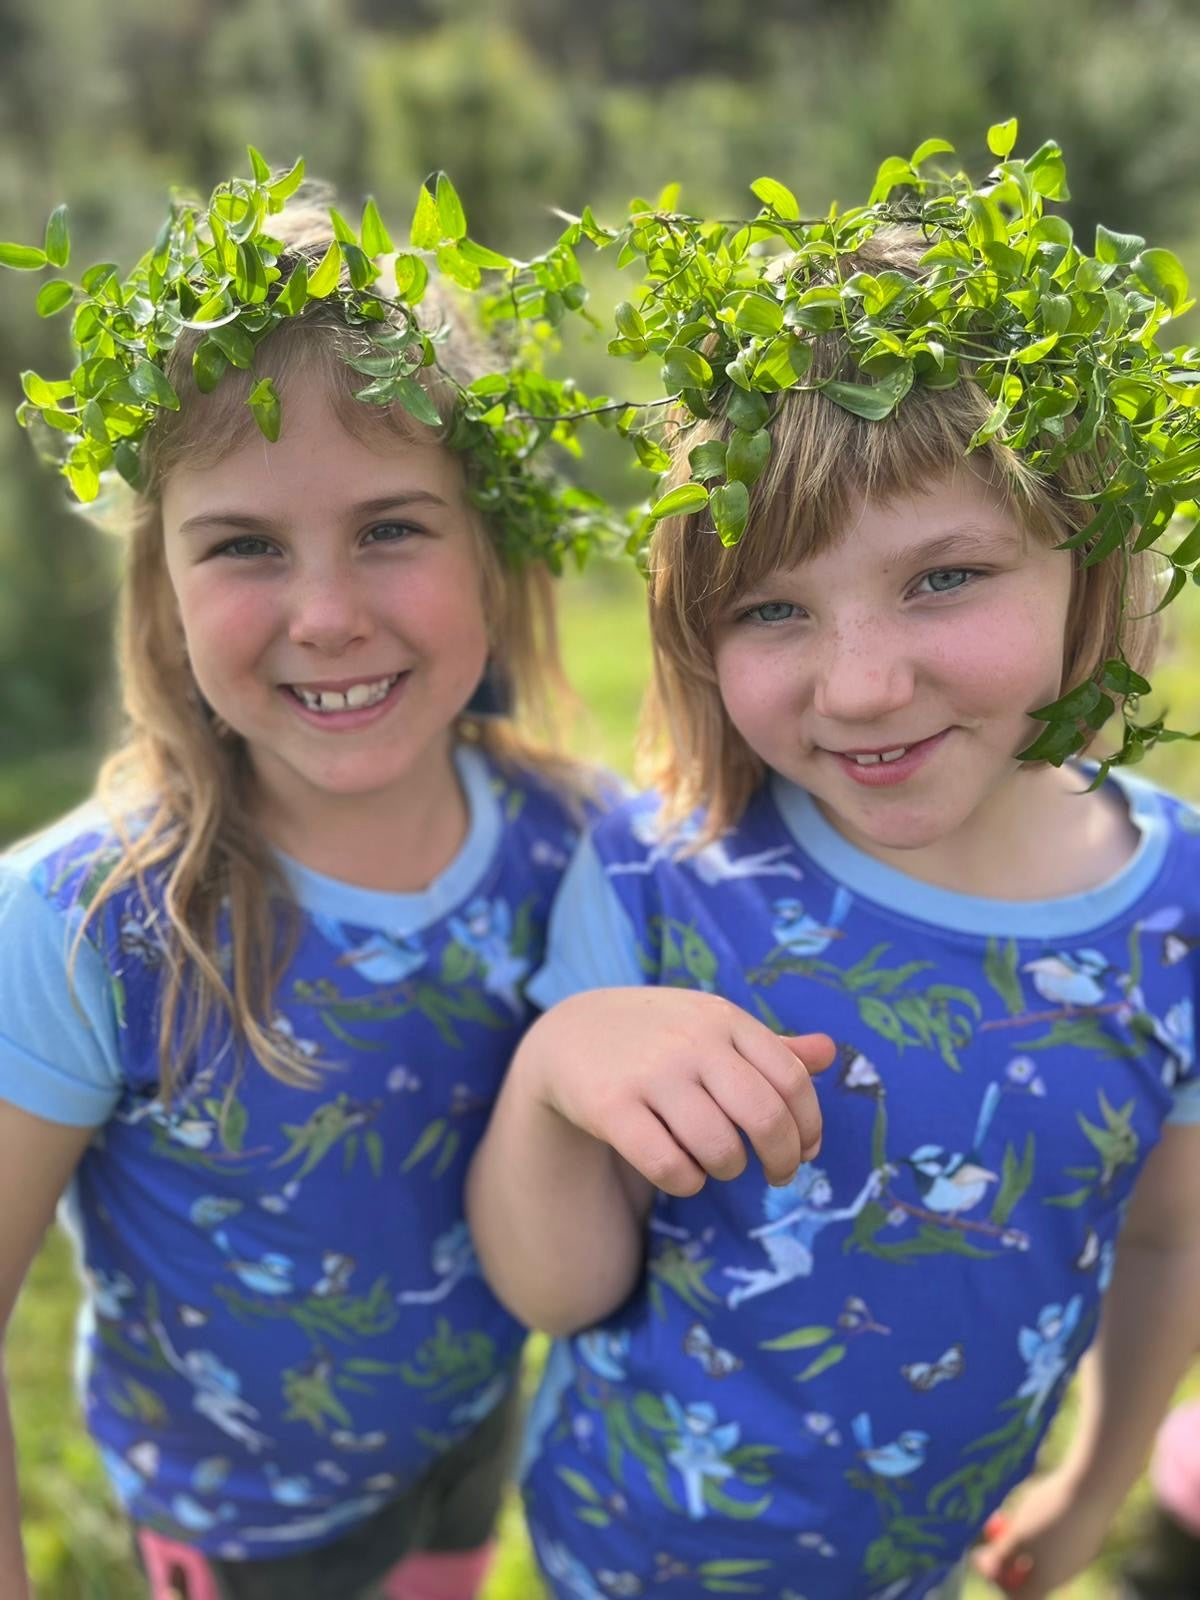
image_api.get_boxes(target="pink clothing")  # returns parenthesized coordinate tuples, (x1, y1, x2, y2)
(138, 1531, 224, 1600)
(137, 1530, 494, 1600)
(382, 1543, 495, 1600)
(1151, 1399, 1200, 1536)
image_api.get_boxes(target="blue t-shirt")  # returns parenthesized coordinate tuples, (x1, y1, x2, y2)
(521, 769, 1200, 1600)
(0, 744, 580, 1558)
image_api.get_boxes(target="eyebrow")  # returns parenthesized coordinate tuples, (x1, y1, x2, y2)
(888, 525, 1025, 566)
(175, 491, 451, 537)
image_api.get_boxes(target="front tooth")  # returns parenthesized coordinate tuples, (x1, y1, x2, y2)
(880, 747, 908, 763)
(854, 753, 882, 766)
(345, 683, 371, 709)
(318, 690, 348, 712)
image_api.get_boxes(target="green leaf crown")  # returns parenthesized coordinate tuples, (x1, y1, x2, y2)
(566, 122, 1199, 772)
(1, 149, 620, 571)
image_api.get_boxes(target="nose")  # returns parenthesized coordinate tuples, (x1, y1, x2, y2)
(811, 620, 915, 723)
(286, 560, 371, 653)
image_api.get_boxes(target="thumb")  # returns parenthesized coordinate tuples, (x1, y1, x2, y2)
(974, 1514, 1036, 1593)
(782, 1033, 837, 1074)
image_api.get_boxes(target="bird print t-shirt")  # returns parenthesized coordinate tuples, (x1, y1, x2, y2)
(520, 769, 1200, 1600)
(0, 744, 580, 1557)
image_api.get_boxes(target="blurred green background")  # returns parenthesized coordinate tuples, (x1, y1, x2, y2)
(3, 0, 1200, 1594)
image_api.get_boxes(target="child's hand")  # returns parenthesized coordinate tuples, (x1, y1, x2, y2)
(528, 988, 835, 1195)
(972, 1473, 1113, 1597)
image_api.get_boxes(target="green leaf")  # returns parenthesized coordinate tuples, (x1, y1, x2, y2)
(410, 183, 440, 250)
(21, 370, 74, 406)
(869, 155, 916, 204)
(911, 137, 955, 166)
(750, 176, 800, 220)
(266, 157, 305, 204)
(1017, 718, 1087, 764)
(725, 388, 770, 432)
(192, 338, 229, 393)
(247, 145, 271, 183)
(393, 253, 429, 303)
(987, 118, 1018, 158)
(128, 360, 179, 410)
(1095, 224, 1145, 265)
(726, 427, 771, 486)
(649, 483, 710, 522)
(615, 300, 646, 340)
(1099, 659, 1152, 697)
(688, 439, 728, 482)
(43, 205, 70, 268)
(276, 262, 309, 316)
(457, 238, 511, 270)
(329, 207, 358, 246)
(711, 479, 750, 545)
(732, 292, 784, 337)
(248, 376, 281, 441)
(390, 376, 442, 429)
(435, 173, 468, 242)
(661, 345, 713, 392)
(35, 279, 74, 317)
(759, 1325, 833, 1351)
(1132, 248, 1191, 314)
(234, 242, 269, 304)
(0, 242, 48, 270)
(795, 1342, 847, 1382)
(822, 364, 913, 420)
(209, 323, 256, 368)
(360, 197, 393, 257)
(307, 240, 342, 298)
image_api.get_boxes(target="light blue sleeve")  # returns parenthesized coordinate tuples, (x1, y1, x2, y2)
(0, 869, 123, 1126)
(526, 835, 647, 1009)
(1168, 1077, 1200, 1125)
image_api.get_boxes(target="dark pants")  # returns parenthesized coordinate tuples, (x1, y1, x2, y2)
(134, 1387, 520, 1600)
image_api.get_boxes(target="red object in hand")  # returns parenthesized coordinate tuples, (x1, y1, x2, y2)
(982, 1513, 1036, 1592)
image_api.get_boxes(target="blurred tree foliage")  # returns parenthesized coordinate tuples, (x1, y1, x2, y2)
(1, 0, 1198, 841)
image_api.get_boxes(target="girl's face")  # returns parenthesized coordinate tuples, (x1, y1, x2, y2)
(161, 380, 489, 829)
(709, 473, 1075, 869)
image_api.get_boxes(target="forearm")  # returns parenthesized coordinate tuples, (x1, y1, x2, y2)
(1058, 1235, 1200, 1515)
(0, 1361, 31, 1600)
(467, 1022, 649, 1335)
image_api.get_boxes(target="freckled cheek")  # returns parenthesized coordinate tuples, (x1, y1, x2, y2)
(930, 608, 1066, 709)
(713, 641, 800, 728)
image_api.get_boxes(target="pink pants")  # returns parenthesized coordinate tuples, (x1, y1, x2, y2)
(137, 1529, 494, 1600)
(1151, 1398, 1200, 1536)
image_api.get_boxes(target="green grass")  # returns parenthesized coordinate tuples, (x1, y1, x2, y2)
(8, 562, 1200, 1598)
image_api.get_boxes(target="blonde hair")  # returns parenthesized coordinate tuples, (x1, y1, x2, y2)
(82, 198, 591, 1097)
(641, 230, 1160, 842)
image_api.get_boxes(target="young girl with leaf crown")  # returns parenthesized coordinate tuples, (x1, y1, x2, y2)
(0, 174, 607, 1600)
(467, 200, 1200, 1600)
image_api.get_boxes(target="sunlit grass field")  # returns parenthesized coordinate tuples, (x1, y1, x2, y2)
(8, 562, 1200, 1598)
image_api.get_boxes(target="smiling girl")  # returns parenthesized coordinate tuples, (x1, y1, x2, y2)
(467, 228, 1200, 1600)
(0, 193, 601, 1600)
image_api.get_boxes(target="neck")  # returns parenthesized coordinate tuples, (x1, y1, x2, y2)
(252, 740, 471, 893)
(828, 763, 1139, 900)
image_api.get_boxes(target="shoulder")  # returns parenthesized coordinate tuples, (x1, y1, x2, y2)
(1110, 769, 1200, 880)
(2, 802, 125, 919)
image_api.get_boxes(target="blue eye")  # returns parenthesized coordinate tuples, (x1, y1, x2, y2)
(745, 601, 798, 624)
(216, 536, 276, 559)
(364, 521, 418, 545)
(920, 569, 974, 594)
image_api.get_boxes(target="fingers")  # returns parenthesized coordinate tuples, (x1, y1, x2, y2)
(729, 1016, 825, 1173)
(605, 1100, 709, 1198)
(783, 1032, 838, 1074)
(974, 1514, 1037, 1595)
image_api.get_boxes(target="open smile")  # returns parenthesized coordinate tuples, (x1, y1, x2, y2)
(282, 672, 409, 724)
(826, 730, 950, 787)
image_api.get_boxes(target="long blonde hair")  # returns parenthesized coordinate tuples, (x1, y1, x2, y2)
(84, 204, 590, 1097)
(641, 230, 1160, 842)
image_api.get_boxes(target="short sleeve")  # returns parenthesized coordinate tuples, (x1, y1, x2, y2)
(526, 835, 647, 1008)
(0, 869, 123, 1126)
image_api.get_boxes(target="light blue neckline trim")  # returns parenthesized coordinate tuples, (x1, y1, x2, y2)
(275, 744, 501, 933)
(769, 766, 1171, 939)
